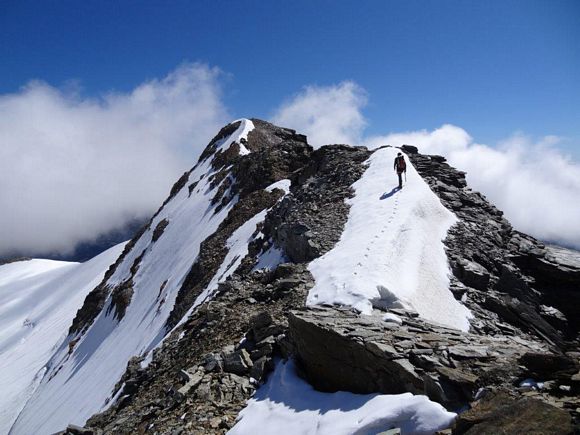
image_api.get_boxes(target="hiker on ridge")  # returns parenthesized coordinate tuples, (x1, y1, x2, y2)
(393, 152, 406, 189)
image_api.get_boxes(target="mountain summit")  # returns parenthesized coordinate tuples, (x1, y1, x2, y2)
(2, 119, 579, 434)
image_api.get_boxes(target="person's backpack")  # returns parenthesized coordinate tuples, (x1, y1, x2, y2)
(396, 155, 406, 172)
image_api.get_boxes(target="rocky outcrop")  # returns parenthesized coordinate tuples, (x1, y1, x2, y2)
(405, 150, 580, 349)
(289, 306, 551, 409)
(289, 305, 579, 426)
(452, 390, 574, 434)
(85, 264, 314, 434)
(264, 145, 371, 262)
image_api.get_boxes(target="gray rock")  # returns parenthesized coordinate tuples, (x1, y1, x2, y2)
(455, 259, 490, 291)
(65, 425, 94, 435)
(203, 353, 223, 372)
(177, 370, 204, 397)
(223, 349, 253, 375)
(448, 345, 489, 359)
(250, 356, 274, 381)
(453, 391, 574, 434)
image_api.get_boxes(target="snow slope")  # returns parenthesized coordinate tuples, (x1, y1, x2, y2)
(229, 360, 456, 435)
(10, 119, 269, 435)
(308, 147, 472, 331)
(0, 244, 125, 435)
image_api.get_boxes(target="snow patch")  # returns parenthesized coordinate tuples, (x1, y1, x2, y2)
(0, 243, 125, 435)
(265, 179, 291, 194)
(253, 245, 287, 272)
(520, 378, 544, 390)
(307, 147, 472, 331)
(229, 359, 456, 435)
(383, 313, 403, 325)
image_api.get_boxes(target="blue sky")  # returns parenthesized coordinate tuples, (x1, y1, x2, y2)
(1, 0, 579, 156)
(2, 0, 580, 256)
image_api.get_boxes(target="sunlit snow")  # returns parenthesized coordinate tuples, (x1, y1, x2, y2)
(307, 147, 472, 331)
(10, 119, 257, 435)
(229, 360, 456, 435)
(0, 244, 125, 434)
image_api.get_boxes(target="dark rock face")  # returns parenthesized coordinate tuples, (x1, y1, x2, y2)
(289, 306, 545, 410)
(265, 145, 371, 262)
(151, 219, 169, 243)
(0, 256, 31, 265)
(453, 391, 574, 435)
(519, 352, 579, 379)
(406, 150, 580, 348)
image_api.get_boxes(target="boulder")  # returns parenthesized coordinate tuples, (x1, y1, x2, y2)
(453, 391, 574, 434)
(519, 352, 579, 380)
(222, 349, 253, 376)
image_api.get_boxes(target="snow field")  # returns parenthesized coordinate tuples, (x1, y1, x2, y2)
(307, 147, 472, 331)
(0, 244, 125, 434)
(229, 360, 456, 435)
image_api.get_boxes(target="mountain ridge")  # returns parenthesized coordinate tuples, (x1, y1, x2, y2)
(3, 118, 579, 434)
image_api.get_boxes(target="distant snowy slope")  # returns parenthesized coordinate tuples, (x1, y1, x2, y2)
(308, 147, 472, 331)
(0, 243, 125, 435)
(10, 119, 265, 435)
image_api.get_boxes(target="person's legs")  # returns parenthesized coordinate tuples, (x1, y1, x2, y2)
(398, 172, 402, 188)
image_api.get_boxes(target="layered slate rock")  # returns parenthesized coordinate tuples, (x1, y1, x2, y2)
(290, 305, 579, 429)
(289, 306, 551, 410)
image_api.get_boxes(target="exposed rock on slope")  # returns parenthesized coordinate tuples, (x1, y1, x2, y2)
(11, 120, 579, 435)
(406, 149, 580, 348)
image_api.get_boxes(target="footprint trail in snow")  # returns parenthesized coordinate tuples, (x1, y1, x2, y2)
(307, 147, 472, 331)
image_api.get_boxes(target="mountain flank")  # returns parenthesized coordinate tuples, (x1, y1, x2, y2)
(7, 119, 579, 435)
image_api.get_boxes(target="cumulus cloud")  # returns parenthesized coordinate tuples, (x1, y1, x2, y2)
(0, 63, 229, 257)
(371, 129, 580, 248)
(271, 81, 367, 147)
(272, 83, 580, 249)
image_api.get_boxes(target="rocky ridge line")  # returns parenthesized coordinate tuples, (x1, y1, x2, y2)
(53, 126, 579, 435)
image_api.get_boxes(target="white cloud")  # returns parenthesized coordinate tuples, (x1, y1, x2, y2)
(0, 63, 229, 257)
(370, 128, 580, 248)
(3, 71, 579, 256)
(272, 83, 580, 249)
(271, 81, 367, 147)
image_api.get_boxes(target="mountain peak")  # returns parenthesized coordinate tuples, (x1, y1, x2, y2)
(3, 119, 579, 434)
